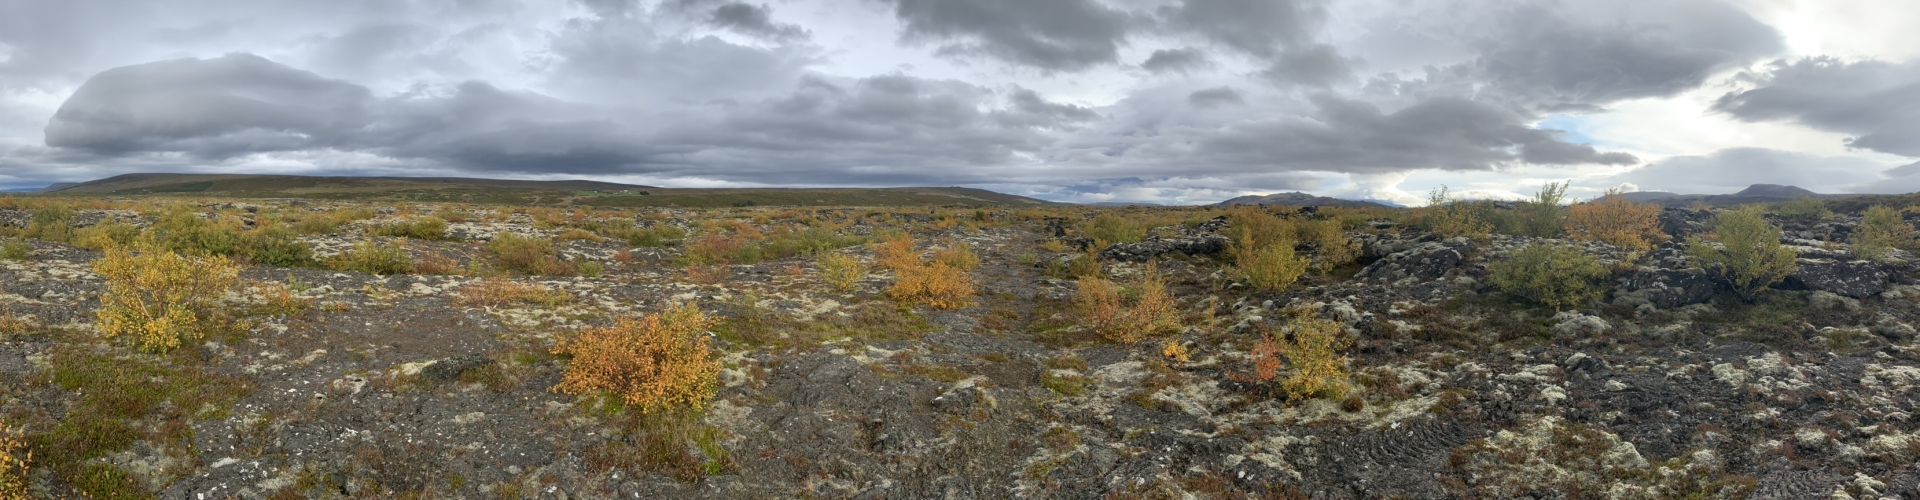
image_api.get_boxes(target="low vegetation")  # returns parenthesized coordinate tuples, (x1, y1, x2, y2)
(1075, 265, 1180, 344)
(92, 247, 240, 352)
(1489, 242, 1609, 312)
(1852, 204, 1908, 261)
(1687, 205, 1798, 302)
(1565, 190, 1665, 252)
(552, 304, 720, 416)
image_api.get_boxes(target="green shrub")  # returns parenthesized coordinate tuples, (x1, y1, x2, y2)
(816, 252, 865, 292)
(489, 233, 575, 276)
(0, 240, 28, 261)
(1688, 205, 1798, 302)
(1488, 242, 1608, 311)
(240, 226, 315, 267)
(72, 222, 141, 250)
(1520, 181, 1569, 238)
(1234, 234, 1309, 292)
(1422, 186, 1492, 239)
(1085, 213, 1146, 244)
(1777, 196, 1830, 221)
(623, 225, 688, 247)
(148, 209, 245, 257)
(1852, 205, 1908, 261)
(24, 204, 76, 243)
(368, 217, 450, 240)
(329, 240, 414, 276)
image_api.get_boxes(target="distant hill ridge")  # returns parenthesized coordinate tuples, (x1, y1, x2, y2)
(1215, 191, 1395, 208)
(30, 173, 1056, 207)
(1617, 184, 1856, 207)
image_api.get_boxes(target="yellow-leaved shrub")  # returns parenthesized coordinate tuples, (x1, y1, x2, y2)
(92, 248, 240, 352)
(888, 262, 976, 310)
(552, 304, 720, 416)
(1075, 264, 1180, 344)
(1253, 315, 1351, 401)
(1565, 190, 1666, 252)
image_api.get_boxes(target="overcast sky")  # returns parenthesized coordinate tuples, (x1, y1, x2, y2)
(2, 0, 1918, 205)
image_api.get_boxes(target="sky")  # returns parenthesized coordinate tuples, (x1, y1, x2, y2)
(2, 0, 1919, 205)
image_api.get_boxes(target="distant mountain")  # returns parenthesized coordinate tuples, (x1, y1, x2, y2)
(1085, 201, 1165, 207)
(1215, 192, 1394, 208)
(37, 182, 79, 193)
(1614, 184, 1855, 207)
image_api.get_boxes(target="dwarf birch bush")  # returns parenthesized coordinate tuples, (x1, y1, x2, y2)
(1253, 315, 1351, 401)
(888, 262, 976, 310)
(552, 304, 720, 416)
(93, 248, 240, 352)
(1687, 205, 1798, 302)
(816, 252, 865, 292)
(1566, 190, 1666, 252)
(1075, 264, 1180, 344)
(1489, 242, 1609, 312)
(1852, 205, 1908, 261)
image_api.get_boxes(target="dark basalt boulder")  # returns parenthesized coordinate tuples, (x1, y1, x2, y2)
(1098, 234, 1229, 262)
(1658, 207, 1714, 240)
(1355, 237, 1471, 282)
(1785, 258, 1895, 298)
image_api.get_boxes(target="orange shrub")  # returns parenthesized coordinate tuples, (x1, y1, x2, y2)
(1565, 191, 1666, 252)
(1075, 265, 1181, 344)
(552, 304, 719, 415)
(458, 277, 573, 308)
(1251, 315, 1351, 400)
(874, 233, 919, 271)
(888, 262, 976, 309)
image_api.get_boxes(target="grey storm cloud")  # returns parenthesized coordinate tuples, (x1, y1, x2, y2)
(1714, 57, 1920, 157)
(40, 54, 1101, 185)
(1159, 0, 1327, 59)
(1186, 87, 1242, 108)
(876, 0, 1136, 71)
(1176, 96, 1637, 172)
(1394, 0, 1784, 114)
(45, 54, 374, 156)
(1140, 48, 1209, 74)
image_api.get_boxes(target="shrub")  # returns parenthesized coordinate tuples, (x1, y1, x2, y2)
(1223, 206, 1295, 254)
(932, 241, 979, 271)
(1233, 233, 1309, 292)
(24, 204, 76, 243)
(0, 240, 28, 261)
(888, 262, 976, 310)
(1085, 213, 1146, 244)
(72, 222, 141, 250)
(552, 303, 720, 416)
(368, 217, 450, 240)
(817, 252, 865, 292)
(1520, 181, 1569, 238)
(1295, 219, 1358, 272)
(458, 277, 573, 308)
(1777, 196, 1830, 221)
(1255, 315, 1351, 401)
(148, 209, 246, 257)
(1565, 190, 1666, 252)
(1422, 186, 1492, 239)
(329, 240, 414, 276)
(1687, 205, 1798, 302)
(93, 248, 240, 352)
(240, 225, 316, 267)
(1075, 265, 1181, 344)
(490, 233, 576, 276)
(1852, 205, 1908, 261)
(680, 234, 759, 268)
(623, 225, 688, 247)
(874, 233, 919, 271)
(1488, 242, 1609, 311)
(0, 419, 26, 500)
